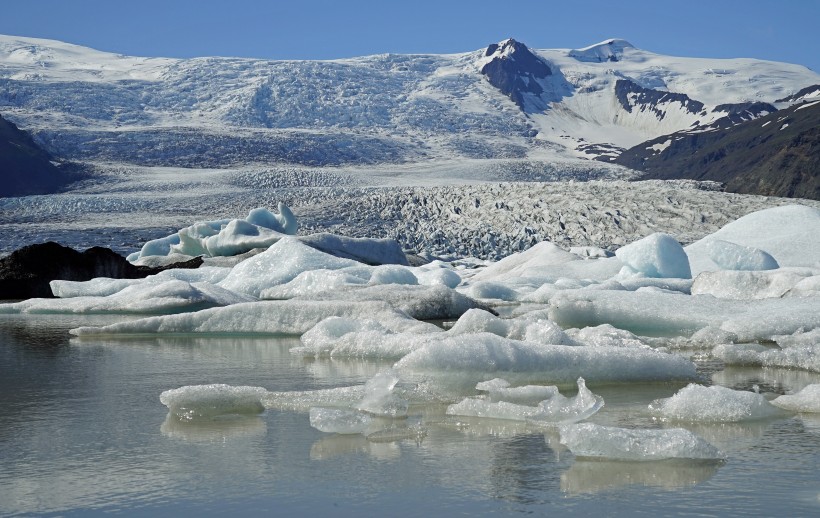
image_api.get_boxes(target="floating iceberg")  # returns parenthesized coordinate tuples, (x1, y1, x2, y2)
(714, 342, 820, 373)
(771, 384, 820, 413)
(160, 384, 268, 420)
(395, 332, 697, 386)
(69, 300, 420, 336)
(128, 204, 297, 261)
(615, 232, 691, 279)
(686, 205, 820, 275)
(691, 268, 816, 300)
(649, 384, 785, 422)
(1, 280, 252, 315)
(703, 239, 779, 271)
(446, 377, 603, 424)
(559, 423, 724, 461)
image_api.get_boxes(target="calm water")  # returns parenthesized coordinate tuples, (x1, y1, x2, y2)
(1, 314, 819, 516)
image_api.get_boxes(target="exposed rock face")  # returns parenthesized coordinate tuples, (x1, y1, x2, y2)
(480, 39, 569, 113)
(775, 84, 820, 103)
(0, 114, 75, 197)
(615, 101, 820, 200)
(0, 242, 203, 300)
(614, 79, 705, 119)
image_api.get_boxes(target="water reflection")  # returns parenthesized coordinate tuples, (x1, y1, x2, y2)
(160, 413, 267, 443)
(310, 434, 402, 461)
(561, 459, 722, 494)
(713, 366, 820, 394)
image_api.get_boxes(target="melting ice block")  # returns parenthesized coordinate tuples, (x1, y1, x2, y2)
(686, 205, 820, 275)
(1, 280, 252, 315)
(559, 423, 724, 461)
(771, 384, 820, 413)
(218, 238, 359, 298)
(446, 377, 603, 424)
(395, 332, 697, 385)
(356, 370, 408, 417)
(309, 408, 373, 435)
(69, 300, 420, 336)
(649, 384, 785, 422)
(128, 204, 297, 261)
(548, 289, 820, 341)
(704, 239, 779, 271)
(714, 342, 820, 373)
(160, 384, 268, 420)
(615, 232, 691, 279)
(691, 268, 815, 300)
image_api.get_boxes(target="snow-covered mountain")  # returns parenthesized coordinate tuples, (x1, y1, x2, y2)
(0, 34, 817, 172)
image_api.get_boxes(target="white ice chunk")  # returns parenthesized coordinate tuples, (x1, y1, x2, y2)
(396, 333, 696, 385)
(261, 269, 368, 299)
(470, 241, 621, 284)
(294, 284, 489, 320)
(356, 370, 408, 417)
(649, 384, 785, 422)
(368, 265, 418, 286)
(448, 309, 573, 345)
(50, 266, 231, 298)
(559, 423, 724, 461)
(309, 407, 372, 435)
(548, 289, 820, 341)
(69, 300, 419, 336)
(691, 268, 815, 299)
(686, 205, 820, 275)
(704, 239, 779, 271)
(714, 342, 820, 373)
(3, 280, 252, 315)
(615, 233, 691, 279)
(160, 384, 268, 420)
(464, 281, 521, 301)
(447, 378, 602, 424)
(414, 263, 462, 289)
(771, 384, 820, 413)
(293, 316, 441, 359)
(297, 233, 408, 266)
(475, 378, 560, 404)
(219, 238, 359, 298)
(565, 324, 651, 349)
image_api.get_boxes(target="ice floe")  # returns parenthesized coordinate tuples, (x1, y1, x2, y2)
(160, 384, 268, 420)
(649, 384, 785, 422)
(615, 232, 691, 279)
(446, 377, 603, 424)
(559, 423, 724, 461)
(771, 384, 820, 413)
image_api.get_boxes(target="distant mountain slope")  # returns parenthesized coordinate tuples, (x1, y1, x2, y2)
(0, 34, 818, 171)
(615, 100, 820, 200)
(0, 112, 72, 197)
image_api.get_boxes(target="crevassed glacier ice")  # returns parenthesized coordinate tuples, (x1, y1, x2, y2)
(160, 384, 268, 420)
(559, 423, 724, 461)
(649, 384, 785, 422)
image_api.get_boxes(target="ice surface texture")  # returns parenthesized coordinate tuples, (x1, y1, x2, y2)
(160, 384, 268, 420)
(649, 384, 784, 422)
(559, 423, 724, 461)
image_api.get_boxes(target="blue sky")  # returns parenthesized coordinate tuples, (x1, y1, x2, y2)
(2, 0, 818, 72)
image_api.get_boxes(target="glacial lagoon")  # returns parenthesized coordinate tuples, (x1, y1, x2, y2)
(2, 314, 819, 516)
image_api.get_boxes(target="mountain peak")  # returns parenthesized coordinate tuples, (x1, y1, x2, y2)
(569, 39, 635, 62)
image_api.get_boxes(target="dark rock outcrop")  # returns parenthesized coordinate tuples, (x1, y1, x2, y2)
(775, 84, 820, 103)
(0, 114, 78, 197)
(0, 242, 203, 300)
(615, 101, 820, 200)
(481, 39, 570, 113)
(614, 79, 705, 119)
